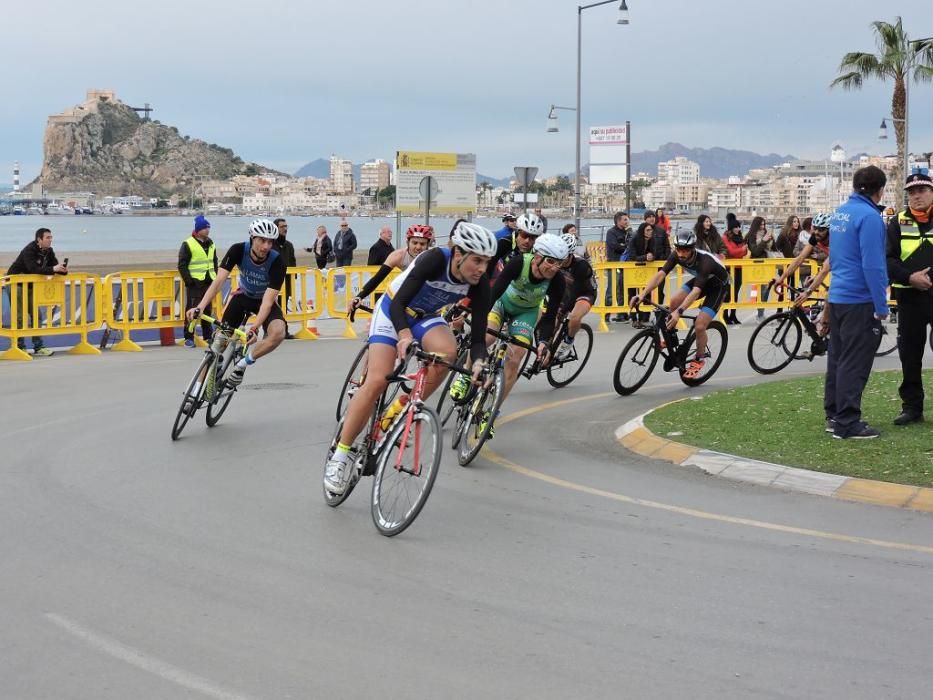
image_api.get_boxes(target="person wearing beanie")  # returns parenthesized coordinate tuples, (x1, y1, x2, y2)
(722, 215, 747, 324)
(178, 215, 218, 347)
(885, 171, 933, 426)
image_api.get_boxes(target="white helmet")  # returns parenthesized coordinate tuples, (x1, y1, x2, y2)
(248, 218, 279, 240)
(533, 233, 571, 259)
(811, 212, 832, 229)
(560, 232, 578, 254)
(515, 213, 545, 235)
(451, 222, 497, 257)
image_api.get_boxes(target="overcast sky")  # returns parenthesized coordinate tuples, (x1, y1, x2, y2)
(3, 0, 932, 182)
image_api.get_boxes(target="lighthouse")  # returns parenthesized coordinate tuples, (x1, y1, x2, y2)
(13, 161, 20, 192)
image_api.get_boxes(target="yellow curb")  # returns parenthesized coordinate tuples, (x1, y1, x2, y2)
(834, 479, 919, 508)
(639, 434, 672, 457)
(654, 442, 700, 465)
(620, 426, 652, 450)
(906, 488, 933, 513)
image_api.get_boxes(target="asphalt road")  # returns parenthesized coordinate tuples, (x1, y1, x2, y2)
(2, 317, 932, 699)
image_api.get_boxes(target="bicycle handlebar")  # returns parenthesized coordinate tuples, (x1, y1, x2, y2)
(349, 303, 374, 323)
(384, 341, 472, 383)
(188, 311, 250, 341)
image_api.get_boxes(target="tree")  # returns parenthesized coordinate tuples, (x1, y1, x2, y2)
(377, 185, 396, 208)
(830, 17, 933, 192)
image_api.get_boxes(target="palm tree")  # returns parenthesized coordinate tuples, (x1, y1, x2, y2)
(830, 17, 933, 191)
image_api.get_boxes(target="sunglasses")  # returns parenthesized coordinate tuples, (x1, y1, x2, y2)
(540, 255, 561, 265)
(517, 231, 537, 239)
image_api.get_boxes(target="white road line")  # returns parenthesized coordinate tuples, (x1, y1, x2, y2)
(45, 613, 255, 700)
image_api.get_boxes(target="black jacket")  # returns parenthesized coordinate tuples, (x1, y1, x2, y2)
(7, 241, 61, 275)
(367, 239, 394, 266)
(605, 225, 631, 262)
(273, 237, 297, 269)
(306, 235, 333, 262)
(177, 236, 219, 286)
(625, 226, 670, 262)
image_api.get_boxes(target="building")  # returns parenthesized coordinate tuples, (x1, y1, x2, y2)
(657, 157, 700, 185)
(359, 159, 390, 195)
(329, 156, 354, 194)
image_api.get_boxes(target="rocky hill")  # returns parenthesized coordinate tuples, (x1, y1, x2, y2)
(628, 142, 796, 179)
(38, 90, 274, 196)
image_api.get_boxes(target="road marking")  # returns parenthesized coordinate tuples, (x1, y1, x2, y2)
(484, 392, 933, 555)
(45, 613, 255, 700)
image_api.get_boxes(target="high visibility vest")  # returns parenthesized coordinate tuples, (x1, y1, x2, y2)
(185, 236, 216, 281)
(893, 211, 933, 288)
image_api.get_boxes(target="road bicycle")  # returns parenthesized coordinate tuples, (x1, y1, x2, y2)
(171, 313, 250, 440)
(324, 342, 471, 537)
(613, 301, 728, 395)
(519, 313, 593, 388)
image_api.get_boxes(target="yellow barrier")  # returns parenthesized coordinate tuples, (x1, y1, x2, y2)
(102, 270, 189, 352)
(277, 266, 325, 340)
(325, 266, 400, 339)
(1, 273, 102, 361)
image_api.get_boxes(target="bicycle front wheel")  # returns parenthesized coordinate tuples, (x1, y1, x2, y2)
(458, 370, 506, 467)
(171, 354, 213, 440)
(681, 320, 728, 387)
(336, 343, 369, 421)
(371, 405, 442, 537)
(613, 329, 659, 395)
(547, 323, 594, 388)
(206, 347, 239, 427)
(747, 313, 801, 375)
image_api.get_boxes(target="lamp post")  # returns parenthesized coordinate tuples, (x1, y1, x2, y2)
(878, 115, 908, 206)
(550, 1, 628, 233)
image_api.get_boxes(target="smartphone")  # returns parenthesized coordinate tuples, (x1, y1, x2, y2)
(63, 257, 69, 267)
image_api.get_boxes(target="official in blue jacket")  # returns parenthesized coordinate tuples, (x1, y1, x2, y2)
(824, 165, 889, 440)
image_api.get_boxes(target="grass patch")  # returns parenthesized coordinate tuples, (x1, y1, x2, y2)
(644, 369, 933, 488)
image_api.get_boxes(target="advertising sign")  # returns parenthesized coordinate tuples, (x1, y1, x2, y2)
(589, 125, 628, 185)
(396, 151, 477, 213)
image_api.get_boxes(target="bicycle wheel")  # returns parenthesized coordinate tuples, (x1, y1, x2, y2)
(612, 329, 659, 395)
(206, 346, 240, 427)
(171, 354, 213, 440)
(680, 320, 728, 387)
(322, 414, 364, 507)
(458, 370, 506, 467)
(875, 317, 898, 357)
(436, 344, 470, 428)
(747, 313, 801, 375)
(929, 326, 933, 354)
(547, 323, 594, 388)
(336, 343, 369, 421)
(371, 405, 442, 536)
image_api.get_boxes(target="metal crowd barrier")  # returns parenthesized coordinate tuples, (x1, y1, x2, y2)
(325, 265, 399, 339)
(0, 273, 102, 361)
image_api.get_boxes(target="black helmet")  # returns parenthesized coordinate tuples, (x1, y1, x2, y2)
(673, 229, 697, 248)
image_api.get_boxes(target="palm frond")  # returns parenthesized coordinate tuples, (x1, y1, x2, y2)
(830, 71, 864, 90)
(913, 64, 933, 84)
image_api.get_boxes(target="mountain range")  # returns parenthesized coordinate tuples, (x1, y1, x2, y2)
(294, 143, 797, 186)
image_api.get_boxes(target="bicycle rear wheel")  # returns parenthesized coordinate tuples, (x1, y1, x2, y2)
(747, 313, 801, 375)
(371, 405, 442, 536)
(681, 320, 728, 387)
(458, 370, 506, 467)
(612, 329, 659, 395)
(336, 343, 369, 421)
(206, 346, 240, 427)
(547, 323, 594, 388)
(171, 354, 213, 440)
(875, 316, 898, 357)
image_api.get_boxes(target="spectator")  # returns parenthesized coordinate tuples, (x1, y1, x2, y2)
(534, 207, 548, 232)
(604, 211, 632, 321)
(306, 225, 333, 270)
(824, 165, 889, 439)
(722, 214, 747, 324)
(333, 220, 357, 266)
(177, 215, 218, 348)
(746, 216, 779, 319)
(495, 213, 517, 241)
(694, 215, 724, 256)
(776, 215, 802, 258)
(273, 218, 298, 337)
(368, 226, 395, 266)
(654, 207, 671, 235)
(885, 171, 933, 426)
(625, 222, 670, 318)
(5, 227, 67, 356)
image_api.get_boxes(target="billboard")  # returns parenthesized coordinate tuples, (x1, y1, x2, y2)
(395, 151, 477, 213)
(589, 125, 628, 185)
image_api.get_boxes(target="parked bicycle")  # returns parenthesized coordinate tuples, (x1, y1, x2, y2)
(324, 341, 471, 537)
(613, 301, 728, 395)
(171, 313, 250, 440)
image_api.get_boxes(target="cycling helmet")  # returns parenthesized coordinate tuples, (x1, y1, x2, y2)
(248, 218, 279, 240)
(532, 233, 571, 259)
(672, 229, 697, 248)
(560, 232, 578, 255)
(515, 213, 545, 235)
(450, 222, 497, 257)
(811, 212, 832, 229)
(406, 224, 435, 241)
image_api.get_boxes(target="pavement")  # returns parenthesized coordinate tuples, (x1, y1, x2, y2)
(2, 312, 933, 699)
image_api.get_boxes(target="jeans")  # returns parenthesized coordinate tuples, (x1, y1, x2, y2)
(824, 302, 881, 435)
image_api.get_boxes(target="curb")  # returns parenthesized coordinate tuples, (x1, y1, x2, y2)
(616, 403, 933, 514)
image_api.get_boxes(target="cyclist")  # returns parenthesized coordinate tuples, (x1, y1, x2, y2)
(185, 218, 287, 388)
(630, 229, 730, 379)
(553, 231, 598, 360)
(324, 222, 498, 496)
(449, 233, 569, 433)
(350, 224, 434, 308)
(773, 212, 831, 305)
(490, 212, 546, 278)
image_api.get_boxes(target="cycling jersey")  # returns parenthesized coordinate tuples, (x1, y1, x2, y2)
(559, 255, 598, 313)
(220, 241, 286, 299)
(490, 252, 565, 343)
(661, 249, 730, 289)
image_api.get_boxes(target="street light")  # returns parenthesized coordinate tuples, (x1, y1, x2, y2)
(547, 104, 575, 133)
(561, 0, 630, 232)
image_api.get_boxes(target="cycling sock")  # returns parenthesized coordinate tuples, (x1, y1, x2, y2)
(236, 351, 257, 370)
(192, 380, 202, 395)
(333, 442, 352, 461)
